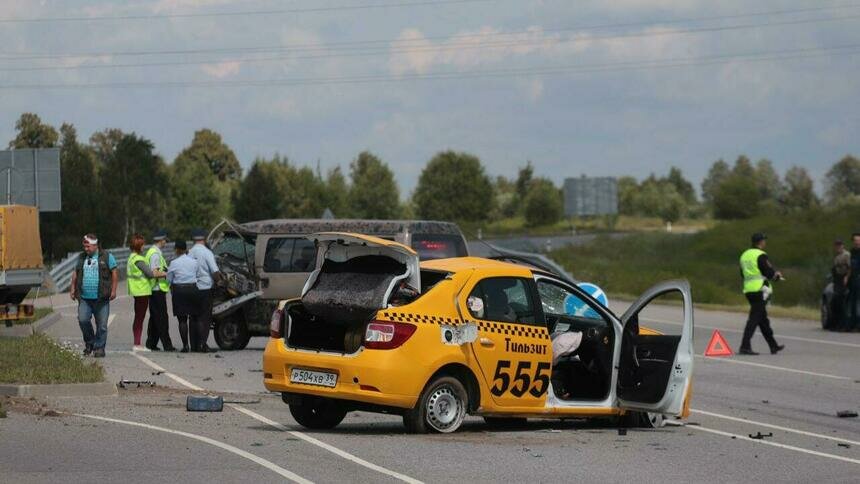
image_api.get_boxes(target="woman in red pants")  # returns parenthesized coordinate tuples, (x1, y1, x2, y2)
(127, 234, 155, 351)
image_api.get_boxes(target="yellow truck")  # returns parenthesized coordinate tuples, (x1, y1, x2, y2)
(0, 205, 42, 321)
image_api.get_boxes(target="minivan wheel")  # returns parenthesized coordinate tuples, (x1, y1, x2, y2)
(289, 398, 347, 430)
(214, 318, 250, 351)
(404, 376, 468, 434)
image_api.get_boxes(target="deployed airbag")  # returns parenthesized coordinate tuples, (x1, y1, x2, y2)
(301, 255, 407, 325)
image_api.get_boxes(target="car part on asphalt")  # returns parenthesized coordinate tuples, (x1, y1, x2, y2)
(186, 395, 224, 412)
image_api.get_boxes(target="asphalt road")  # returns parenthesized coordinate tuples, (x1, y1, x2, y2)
(2, 286, 859, 483)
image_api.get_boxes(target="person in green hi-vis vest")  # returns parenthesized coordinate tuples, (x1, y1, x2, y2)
(739, 233, 785, 355)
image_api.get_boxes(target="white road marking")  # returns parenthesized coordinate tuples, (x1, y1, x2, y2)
(74, 413, 312, 483)
(692, 409, 860, 446)
(130, 352, 423, 484)
(107, 314, 116, 328)
(644, 317, 860, 349)
(689, 424, 860, 466)
(230, 405, 424, 484)
(695, 355, 852, 380)
(131, 352, 204, 391)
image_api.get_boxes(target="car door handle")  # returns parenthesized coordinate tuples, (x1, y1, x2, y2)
(479, 337, 495, 348)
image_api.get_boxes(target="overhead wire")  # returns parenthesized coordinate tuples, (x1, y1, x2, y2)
(0, 0, 497, 24)
(1, 43, 856, 90)
(2, 11, 859, 67)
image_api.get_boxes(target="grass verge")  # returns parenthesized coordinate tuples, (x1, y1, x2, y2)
(0, 333, 104, 384)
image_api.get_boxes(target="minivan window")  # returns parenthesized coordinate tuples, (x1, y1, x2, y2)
(411, 234, 467, 260)
(264, 237, 316, 273)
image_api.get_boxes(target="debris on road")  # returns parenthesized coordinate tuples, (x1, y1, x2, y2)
(151, 371, 164, 376)
(837, 443, 851, 448)
(836, 410, 858, 418)
(202, 377, 212, 381)
(118, 379, 155, 389)
(224, 372, 235, 378)
(186, 395, 223, 412)
(617, 429, 627, 436)
(748, 432, 773, 440)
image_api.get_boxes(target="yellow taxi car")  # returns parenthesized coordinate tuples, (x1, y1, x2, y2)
(263, 233, 693, 433)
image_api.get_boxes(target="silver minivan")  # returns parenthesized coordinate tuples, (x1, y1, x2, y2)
(207, 219, 469, 350)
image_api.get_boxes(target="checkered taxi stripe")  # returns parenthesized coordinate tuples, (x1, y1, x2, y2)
(380, 312, 549, 340)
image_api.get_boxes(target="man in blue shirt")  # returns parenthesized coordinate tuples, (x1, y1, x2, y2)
(188, 229, 222, 353)
(69, 234, 118, 357)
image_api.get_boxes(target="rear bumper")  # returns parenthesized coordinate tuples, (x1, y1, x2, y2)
(262, 338, 427, 409)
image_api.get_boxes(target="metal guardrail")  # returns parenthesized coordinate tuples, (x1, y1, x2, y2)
(48, 243, 176, 294)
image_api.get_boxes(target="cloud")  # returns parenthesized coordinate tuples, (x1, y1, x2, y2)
(200, 60, 241, 78)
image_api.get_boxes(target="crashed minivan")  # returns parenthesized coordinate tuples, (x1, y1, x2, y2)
(208, 219, 469, 350)
(263, 232, 694, 434)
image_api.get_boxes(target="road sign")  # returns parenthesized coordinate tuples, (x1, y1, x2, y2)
(563, 176, 618, 217)
(704, 329, 733, 357)
(0, 148, 61, 212)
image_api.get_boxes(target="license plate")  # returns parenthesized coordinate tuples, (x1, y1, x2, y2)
(290, 368, 337, 388)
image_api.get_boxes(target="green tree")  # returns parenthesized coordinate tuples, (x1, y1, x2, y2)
(825, 155, 860, 204)
(348, 151, 400, 219)
(8, 113, 58, 149)
(40, 123, 99, 259)
(616, 176, 638, 215)
(732, 155, 755, 179)
(523, 178, 562, 227)
(98, 133, 169, 246)
(169, 157, 227, 237)
(234, 157, 288, 222)
(322, 166, 349, 217)
(754, 158, 784, 202)
(282, 165, 327, 218)
(413, 150, 494, 222)
(666, 167, 696, 204)
(783, 166, 818, 211)
(89, 128, 125, 166)
(494, 175, 518, 218)
(712, 174, 759, 219)
(701, 159, 730, 204)
(175, 129, 242, 182)
(514, 161, 534, 202)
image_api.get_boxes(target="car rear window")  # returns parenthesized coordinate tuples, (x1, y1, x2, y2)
(411, 234, 467, 260)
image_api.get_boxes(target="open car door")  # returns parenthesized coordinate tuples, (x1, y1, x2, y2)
(616, 280, 693, 416)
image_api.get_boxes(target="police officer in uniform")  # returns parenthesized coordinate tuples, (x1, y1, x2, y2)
(144, 230, 175, 351)
(189, 229, 222, 353)
(739, 233, 785, 355)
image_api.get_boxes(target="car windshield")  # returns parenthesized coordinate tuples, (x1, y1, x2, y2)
(214, 233, 255, 264)
(411, 234, 467, 260)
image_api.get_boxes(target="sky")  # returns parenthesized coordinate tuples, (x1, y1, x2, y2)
(0, 0, 858, 196)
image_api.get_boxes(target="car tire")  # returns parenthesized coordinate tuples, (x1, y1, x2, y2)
(404, 376, 468, 434)
(483, 416, 528, 429)
(821, 296, 830, 330)
(622, 411, 667, 428)
(213, 317, 249, 351)
(289, 398, 347, 430)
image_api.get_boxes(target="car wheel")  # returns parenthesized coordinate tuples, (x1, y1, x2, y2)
(821, 296, 830, 330)
(483, 416, 528, 429)
(213, 317, 249, 351)
(289, 397, 347, 430)
(622, 411, 667, 428)
(404, 376, 468, 434)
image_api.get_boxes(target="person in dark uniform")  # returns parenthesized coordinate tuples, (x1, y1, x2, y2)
(828, 239, 851, 331)
(188, 229, 222, 353)
(167, 240, 200, 352)
(846, 233, 860, 332)
(739, 233, 785, 355)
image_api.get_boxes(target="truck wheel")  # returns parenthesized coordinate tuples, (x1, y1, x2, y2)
(289, 397, 347, 430)
(214, 318, 249, 351)
(404, 376, 468, 434)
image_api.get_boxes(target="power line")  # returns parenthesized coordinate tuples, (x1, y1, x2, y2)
(0, 0, 495, 24)
(3, 11, 860, 66)
(0, 43, 855, 90)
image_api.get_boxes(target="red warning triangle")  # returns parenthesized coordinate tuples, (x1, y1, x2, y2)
(704, 329, 733, 357)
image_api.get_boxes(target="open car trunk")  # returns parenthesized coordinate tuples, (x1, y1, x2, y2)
(286, 233, 420, 353)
